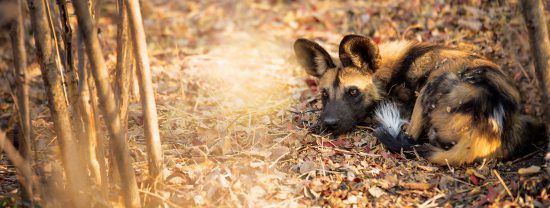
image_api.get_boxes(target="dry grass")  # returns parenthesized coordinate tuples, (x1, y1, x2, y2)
(0, 0, 548, 207)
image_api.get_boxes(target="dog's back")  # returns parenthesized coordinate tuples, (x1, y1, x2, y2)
(373, 39, 546, 165)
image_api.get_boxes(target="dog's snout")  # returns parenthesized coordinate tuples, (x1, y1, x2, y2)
(323, 117, 340, 129)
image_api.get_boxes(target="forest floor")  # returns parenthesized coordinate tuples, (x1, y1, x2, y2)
(0, 0, 548, 207)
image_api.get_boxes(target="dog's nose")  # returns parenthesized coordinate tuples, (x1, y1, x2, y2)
(323, 117, 340, 129)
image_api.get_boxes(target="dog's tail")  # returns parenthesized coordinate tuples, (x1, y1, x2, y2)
(373, 102, 419, 154)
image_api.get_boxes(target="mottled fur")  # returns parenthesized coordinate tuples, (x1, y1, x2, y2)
(294, 35, 546, 166)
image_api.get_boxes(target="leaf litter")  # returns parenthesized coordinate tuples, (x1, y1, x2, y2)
(0, 0, 548, 207)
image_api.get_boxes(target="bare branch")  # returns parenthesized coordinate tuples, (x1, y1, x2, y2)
(115, 0, 133, 152)
(27, 0, 90, 206)
(0, 130, 36, 199)
(10, 0, 31, 160)
(125, 0, 164, 188)
(9, 0, 33, 200)
(72, 0, 142, 206)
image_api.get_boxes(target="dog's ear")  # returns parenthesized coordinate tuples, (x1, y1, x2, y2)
(339, 35, 380, 73)
(294, 38, 336, 77)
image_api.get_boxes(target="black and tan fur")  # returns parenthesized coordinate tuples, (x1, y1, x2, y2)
(294, 34, 546, 166)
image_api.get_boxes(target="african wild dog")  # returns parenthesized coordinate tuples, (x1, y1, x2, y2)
(294, 34, 546, 165)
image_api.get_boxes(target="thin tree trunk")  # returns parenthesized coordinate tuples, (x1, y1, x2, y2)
(46, 0, 68, 79)
(57, 0, 80, 108)
(76, 49, 108, 197)
(125, 0, 164, 188)
(86, 61, 109, 188)
(72, 0, 142, 207)
(43, 0, 69, 105)
(116, 0, 133, 142)
(76, 0, 109, 191)
(89, 0, 111, 190)
(58, 0, 107, 195)
(76, 29, 108, 198)
(57, 0, 88, 177)
(111, 0, 133, 189)
(0, 130, 35, 198)
(10, 0, 33, 202)
(27, 0, 89, 206)
(520, 0, 550, 172)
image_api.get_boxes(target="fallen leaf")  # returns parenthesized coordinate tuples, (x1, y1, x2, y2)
(299, 161, 316, 174)
(401, 182, 431, 190)
(417, 165, 438, 172)
(321, 138, 347, 148)
(345, 195, 358, 204)
(250, 186, 266, 199)
(469, 174, 479, 186)
(269, 146, 290, 160)
(368, 186, 385, 198)
(194, 195, 205, 205)
(518, 165, 540, 175)
(458, 19, 482, 31)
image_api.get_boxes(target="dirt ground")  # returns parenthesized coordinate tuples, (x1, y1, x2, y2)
(0, 0, 548, 207)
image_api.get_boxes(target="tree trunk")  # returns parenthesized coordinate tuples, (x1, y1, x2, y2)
(76, 3, 109, 192)
(58, 0, 107, 196)
(116, 0, 133, 142)
(125, 0, 164, 188)
(58, 1, 77, 105)
(0, 130, 35, 199)
(79, 67, 108, 192)
(76, 33, 108, 198)
(43, 0, 70, 105)
(57, 0, 89, 182)
(111, 0, 133, 188)
(72, 0, 142, 207)
(10, 0, 33, 202)
(520, 0, 550, 172)
(27, 0, 90, 206)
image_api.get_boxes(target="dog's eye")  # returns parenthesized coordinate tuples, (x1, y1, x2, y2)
(348, 88, 359, 97)
(321, 90, 329, 99)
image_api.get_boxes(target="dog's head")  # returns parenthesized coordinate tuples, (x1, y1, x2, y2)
(294, 35, 383, 134)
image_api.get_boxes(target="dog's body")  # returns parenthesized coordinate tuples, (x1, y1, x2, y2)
(294, 35, 545, 166)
